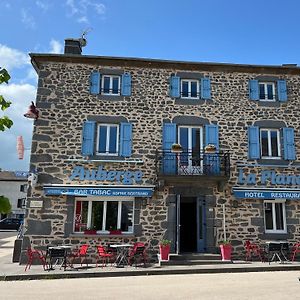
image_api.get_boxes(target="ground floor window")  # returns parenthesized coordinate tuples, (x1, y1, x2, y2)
(74, 197, 134, 233)
(264, 200, 286, 233)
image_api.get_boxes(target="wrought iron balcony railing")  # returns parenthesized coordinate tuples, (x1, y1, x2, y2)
(155, 150, 230, 177)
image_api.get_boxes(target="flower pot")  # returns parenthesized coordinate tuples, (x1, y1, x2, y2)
(109, 230, 122, 235)
(220, 244, 232, 261)
(171, 143, 183, 153)
(84, 230, 97, 235)
(159, 244, 170, 260)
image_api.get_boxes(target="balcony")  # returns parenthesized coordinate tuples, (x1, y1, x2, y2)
(155, 150, 230, 183)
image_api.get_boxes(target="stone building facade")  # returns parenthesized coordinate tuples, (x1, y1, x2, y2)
(20, 39, 300, 262)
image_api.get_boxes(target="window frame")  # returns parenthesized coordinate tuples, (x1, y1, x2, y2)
(264, 199, 287, 234)
(101, 75, 121, 96)
(260, 128, 281, 159)
(96, 123, 119, 156)
(73, 197, 134, 234)
(259, 82, 276, 101)
(181, 79, 200, 99)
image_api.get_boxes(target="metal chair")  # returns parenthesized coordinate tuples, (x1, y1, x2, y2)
(244, 240, 265, 262)
(128, 242, 148, 267)
(24, 247, 47, 271)
(96, 246, 115, 268)
(68, 244, 89, 267)
(290, 242, 300, 261)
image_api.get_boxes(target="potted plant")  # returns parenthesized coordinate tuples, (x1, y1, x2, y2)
(171, 143, 183, 153)
(84, 227, 97, 235)
(204, 144, 217, 153)
(159, 239, 171, 261)
(219, 240, 232, 261)
(109, 227, 122, 235)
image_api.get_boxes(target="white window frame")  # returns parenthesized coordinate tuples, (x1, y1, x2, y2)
(74, 197, 134, 234)
(181, 79, 200, 99)
(260, 128, 281, 159)
(259, 82, 276, 101)
(101, 75, 121, 96)
(96, 123, 119, 156)
(264, 199, 287, 234)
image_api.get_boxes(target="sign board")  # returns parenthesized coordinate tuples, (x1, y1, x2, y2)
(233, 188, 300, 200)
(30, 200, 43, 208)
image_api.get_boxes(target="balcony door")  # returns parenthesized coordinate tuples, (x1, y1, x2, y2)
(178, 126, 203, 175)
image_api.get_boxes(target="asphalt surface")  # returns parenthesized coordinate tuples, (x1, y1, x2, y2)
(0, 231, 17, 247)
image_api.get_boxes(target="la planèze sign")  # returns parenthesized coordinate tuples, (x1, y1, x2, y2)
(237, 169, 300, 186)
(69, 166, 143, 185)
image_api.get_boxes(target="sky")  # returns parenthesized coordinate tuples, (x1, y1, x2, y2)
(1, 0, 300, 171)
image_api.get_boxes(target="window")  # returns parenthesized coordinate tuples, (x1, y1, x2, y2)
(74, 198, 134, 233)
(260, 129, 281, 159)
(96, 124, 119, 155)
(264, 200, 286, 233)
(20, 184, 27, 192)
(181, 79, 199, 99)
(259, 82, 275, 101)
(101, 75, 120, 95)
(17, 198, 25, 208)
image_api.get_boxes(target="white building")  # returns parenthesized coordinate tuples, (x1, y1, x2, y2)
(0, 171, 28, 219)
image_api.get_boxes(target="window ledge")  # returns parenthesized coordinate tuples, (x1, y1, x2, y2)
(258, 233, 292, 240)
(70, 233, 135, 238)
(66, 158, 144, 164)
(97, 95, 125, 101)
(175, 98, 207, 105)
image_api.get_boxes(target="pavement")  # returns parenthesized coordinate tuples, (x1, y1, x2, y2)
(1, 233, 300, 281)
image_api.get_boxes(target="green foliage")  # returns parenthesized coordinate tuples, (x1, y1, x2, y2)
(160, 239, 171, 246)
(0, 195, 12, 214)
(219, 240, 231, 245)
(0, 68, 13, 131)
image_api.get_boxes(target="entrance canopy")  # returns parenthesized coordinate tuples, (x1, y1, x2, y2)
(44, 184, 154, 197)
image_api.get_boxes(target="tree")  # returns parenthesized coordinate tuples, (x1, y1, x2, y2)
(0, 68, 13, 131)
(0, 195, 12, 214)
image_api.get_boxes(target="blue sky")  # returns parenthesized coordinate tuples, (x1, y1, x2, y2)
(0, 0, 300, 171)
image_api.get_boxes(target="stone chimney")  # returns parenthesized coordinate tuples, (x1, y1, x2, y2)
(64, 38, 82, 55)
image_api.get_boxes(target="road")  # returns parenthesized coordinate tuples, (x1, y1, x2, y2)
(0, 271, 299, 300)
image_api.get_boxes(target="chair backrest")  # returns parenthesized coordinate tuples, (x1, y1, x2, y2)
(97, 246, 107, 256)
(132, 242, 145, 252)
(244, 240, 251, 250)
(135, 246, 146, 255)
(79, 244, 89, 255)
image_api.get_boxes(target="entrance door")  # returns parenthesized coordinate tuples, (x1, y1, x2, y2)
(178, 196, 206, 253)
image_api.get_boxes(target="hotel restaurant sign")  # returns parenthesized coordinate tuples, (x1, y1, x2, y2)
(233, 168, 300, 200)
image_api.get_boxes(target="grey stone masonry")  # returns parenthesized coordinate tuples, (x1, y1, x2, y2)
(22, 53, 300, 261)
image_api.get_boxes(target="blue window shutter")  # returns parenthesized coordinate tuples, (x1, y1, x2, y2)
(90, 72, 100, 95)
(170, 76, 180, 98)
(205, 124, 219, 150)
(201, 78, 211, 99)
(277, 80, 287, 102)
(162, 123, 177, 174)
(283, 127, 295, 160)
(205, 124, 219, 174)
(81, 121, 96, 156)
(248, 126, 260, 159)
(121, 73, 132, 96)
(120, 123, 132, 157)
(249, 80, 259, 100)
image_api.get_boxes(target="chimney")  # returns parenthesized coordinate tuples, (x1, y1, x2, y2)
(64, 38, 82, 55)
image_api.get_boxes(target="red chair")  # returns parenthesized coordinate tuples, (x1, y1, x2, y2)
(96, 246, 115, 268)
(25, 247, 47, 271)
(128, 242, 148, 267)
(244, 240, 265, 262)
(68, 244, 89, 267)
(290, 243, 300, 261)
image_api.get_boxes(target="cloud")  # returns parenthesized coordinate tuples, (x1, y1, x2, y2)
(21, 9, 36, 29)
(65, 0, 105, 24)
(0, 44, 30, 72)
(35, 0, 50, 11)
(0, 83, 36, 171)
(49, 39, 63, 54)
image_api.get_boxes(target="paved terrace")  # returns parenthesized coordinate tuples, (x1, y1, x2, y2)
(1, 234, 300, 281)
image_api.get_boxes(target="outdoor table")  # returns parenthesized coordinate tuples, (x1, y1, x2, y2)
(265, 241, 289, 264)
(110, 244, 132, 268)
(46, 245, 72, 271)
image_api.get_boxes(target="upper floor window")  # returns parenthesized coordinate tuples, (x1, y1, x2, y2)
(97, 124, 119, 155)
(264, 200, 286, 234)
(181, 79, 200, 99)
(248, 126, 295, 160)
(90, 72, 131, 96)
(259, 82, 275, 101)
(81, 121, 132, 158)
(260, 129, 281, 159)
(170, 76, 211, 100)
(102, 75, 120, 96)
(249, 79, 287, 102)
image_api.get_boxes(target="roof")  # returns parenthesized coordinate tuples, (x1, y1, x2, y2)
(29, 53, 300, 75)
(0, 171, 29, 182)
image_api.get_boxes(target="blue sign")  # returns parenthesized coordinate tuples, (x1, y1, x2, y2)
(44, 186, 153, 197)
(69, 166, 143, 185)
(233, 189, 300, 200)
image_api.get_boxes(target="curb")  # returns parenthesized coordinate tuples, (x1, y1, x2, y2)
(1, 264, 300, 281)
